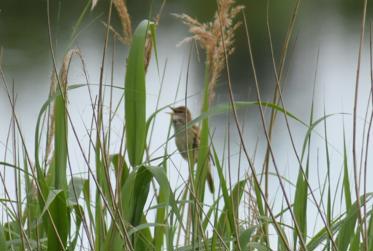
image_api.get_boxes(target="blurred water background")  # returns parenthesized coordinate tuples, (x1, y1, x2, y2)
(1, 0, 373, 235)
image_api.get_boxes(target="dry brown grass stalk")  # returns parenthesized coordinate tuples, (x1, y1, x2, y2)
(175, 0, 243, 104)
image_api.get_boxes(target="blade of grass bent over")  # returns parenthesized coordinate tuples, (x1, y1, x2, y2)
(125, 20, 150, 167)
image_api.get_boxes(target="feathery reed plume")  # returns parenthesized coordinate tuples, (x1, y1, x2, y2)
(113, 0, 132, 44)
(175, 0, 243, 104)
(45, 49, 80, 165)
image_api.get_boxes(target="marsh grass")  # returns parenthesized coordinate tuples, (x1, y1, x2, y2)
(0, 0, 373, 250)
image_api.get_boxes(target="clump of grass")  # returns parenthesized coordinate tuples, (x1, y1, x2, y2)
(170, 1, 245, 248)
(1, 0, 373, 250)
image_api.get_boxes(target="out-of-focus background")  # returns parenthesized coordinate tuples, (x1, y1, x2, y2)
(0, 0, 372, 225)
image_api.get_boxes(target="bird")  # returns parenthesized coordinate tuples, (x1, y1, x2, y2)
(169, 106, 215, 193)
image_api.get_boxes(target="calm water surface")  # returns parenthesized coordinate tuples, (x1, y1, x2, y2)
(1, 0, 372, 235)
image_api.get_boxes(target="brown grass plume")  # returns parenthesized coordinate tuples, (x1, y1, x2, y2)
(175, 0, 244, 104)
(113, 0, 132, 44)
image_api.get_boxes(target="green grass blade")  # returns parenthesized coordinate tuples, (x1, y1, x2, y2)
(125, 20, 150, 167)
(134, 215, 154, 250)
(336, 194, 373, 250)
(216, 180, 246, 236)
(238, 226, 256, 249)
(0, 223, 8, 250)
(293, 168, 308, 248)
(336, 208, 357, 250)
(132, 166, 152, 226)
(211, 145, 235, 236)
(342, 127, 352, 211)
(68, 205, 84, 251)
(368, 207, 373, 250)
(68, 177, 88, 206)
(195, 63, 211, 202)
(54, 77, 68, 191)
(350, 227, 360, 250)
(41, 189, 69, 251)
(154, 177, 168, 250)
(110, 154, 129, 188)
(143, 165, 185, 242)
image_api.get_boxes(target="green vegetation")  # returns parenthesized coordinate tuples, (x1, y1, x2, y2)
(0, 0, 372, 250)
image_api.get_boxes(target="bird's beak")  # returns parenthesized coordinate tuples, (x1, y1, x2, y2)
(167, 107, 176, 115)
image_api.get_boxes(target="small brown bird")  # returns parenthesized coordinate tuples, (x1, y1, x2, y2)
(169, 106, 215, 193)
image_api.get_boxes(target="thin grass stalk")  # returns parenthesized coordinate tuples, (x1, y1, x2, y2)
(0, 67, 65, 250)
(76, 57, 113, 250)
(9, 4, 72, 245)
(263, 0, 275, 215)
(75, 52, 118, 248)
(364, 21, 373, 250)
(96, 0, 114, 206)
(352, 0, 369, 249)
(169, 58, 190, 247)
(176, 43, 202, 247)
(226, 95, 237, 248)
(44, 20, 129, 249)
(304, 82, 314, 238)
(363, 110, 373, 248)
(263, 0, 301, 211)
(211, 172, 223, 250)
(186, 170, 229, 249)
(95, 1, 133, 249)
(358, 92, 371, 191)
(50, 49, 81, 251)
(193, 60, 219, 249)
(241, 11, 306, 250)
(265, 3, 340, 248)
(107, 35, 116, 159)
(58, 51, 94, 250)
(59, 56, 95, 249)
(0, 88, 32, 250)
(152, 61, 169, 251)
(109, 36, 116, 199)
(371, 21, 373, 110)
(267, 44, 338, 251)
(359, 91, 372, 250)
(66, 100, 130, 249)
(184, 50, 198, 248)
(176, 0, 245, 240)
(205, 9, 293, 249)
(2, 108, 12, 244)
(45, 6, 116, 250)
(323, 106, 332, 251)
(11, 86, 26, 251)
(147, 60, 167, 156)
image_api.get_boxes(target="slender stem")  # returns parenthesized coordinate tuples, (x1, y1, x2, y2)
(352, 0, 368, 249)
